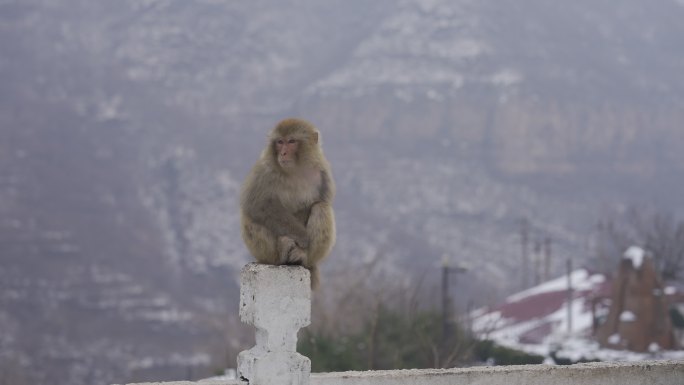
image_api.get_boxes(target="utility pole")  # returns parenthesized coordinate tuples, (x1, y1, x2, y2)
(596, 221, 607, 273)
(566, 258, 573, 334)
(533, 237, 542, 285)
(544, 237, 551, 282)
(520, 218, 529, 290)
(441, 255, 468, 340)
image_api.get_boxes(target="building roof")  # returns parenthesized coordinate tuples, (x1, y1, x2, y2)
(470, 267, 684, 362)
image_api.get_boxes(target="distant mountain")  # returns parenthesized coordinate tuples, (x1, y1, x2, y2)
(303, 0, 684, 178)
(1, 0, 684, 384)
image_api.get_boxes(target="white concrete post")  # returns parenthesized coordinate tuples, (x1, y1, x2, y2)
(237, 263, 311, 385)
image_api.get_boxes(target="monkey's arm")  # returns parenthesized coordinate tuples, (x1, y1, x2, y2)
(308, 169, 335, 258)
(305, 201, 335, 266)
(299, 201, 335, 289)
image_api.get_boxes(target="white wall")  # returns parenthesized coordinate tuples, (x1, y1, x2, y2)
(122, 360, 683, 385)
(310, 360, 683, 385)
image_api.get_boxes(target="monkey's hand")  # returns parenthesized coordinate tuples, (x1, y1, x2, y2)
(277, 236, 309, 265)
(291, 233, 310, 250)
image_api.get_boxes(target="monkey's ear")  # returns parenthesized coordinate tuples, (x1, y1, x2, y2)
(312, 132, 319, 144)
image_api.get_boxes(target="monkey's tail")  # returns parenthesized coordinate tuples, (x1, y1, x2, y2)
(309, 266, 320, 290)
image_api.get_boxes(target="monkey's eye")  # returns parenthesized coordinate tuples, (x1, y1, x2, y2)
(276, 139, 284, 145)
(288, 139, 296, 144)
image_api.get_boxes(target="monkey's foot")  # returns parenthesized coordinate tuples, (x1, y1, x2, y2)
(286, 247, 308, 265)
(277, 236, 306, 265)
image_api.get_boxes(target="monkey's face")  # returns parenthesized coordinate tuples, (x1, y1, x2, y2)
(275, 137, 299, 169)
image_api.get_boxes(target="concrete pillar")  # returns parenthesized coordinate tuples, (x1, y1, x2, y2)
(237, 263, 311, 385)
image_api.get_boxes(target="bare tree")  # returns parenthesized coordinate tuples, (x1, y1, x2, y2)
(597, 207, 684, 281)
(304, 252, 478, 371)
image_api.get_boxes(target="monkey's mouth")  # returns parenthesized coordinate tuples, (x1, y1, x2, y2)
(278, 159, 295, 168)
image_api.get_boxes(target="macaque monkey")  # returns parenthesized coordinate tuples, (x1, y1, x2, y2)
(240, 118, 336, 289)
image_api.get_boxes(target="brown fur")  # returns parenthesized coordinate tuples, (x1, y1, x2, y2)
(240, 118, 336, 289)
